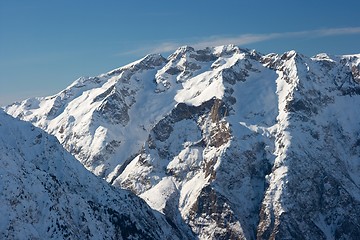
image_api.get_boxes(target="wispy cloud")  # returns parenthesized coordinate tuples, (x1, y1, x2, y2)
(312, 27, 360, 36)
(117, 27, 360, 56)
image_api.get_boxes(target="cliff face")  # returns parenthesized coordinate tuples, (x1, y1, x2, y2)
(6, 46, 360, 239)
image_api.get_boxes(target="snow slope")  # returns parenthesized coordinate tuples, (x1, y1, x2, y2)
(0, 110, 186, 239)
(5, 45, 360, 239)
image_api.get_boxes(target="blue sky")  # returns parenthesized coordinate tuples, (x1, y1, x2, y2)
(1, 0, 360, 106)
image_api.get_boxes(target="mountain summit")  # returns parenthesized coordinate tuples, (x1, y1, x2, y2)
(5, 45, 360, 239)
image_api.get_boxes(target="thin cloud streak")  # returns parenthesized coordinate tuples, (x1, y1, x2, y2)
(117, 27, 360, 56)
(155, 27, 360, 52)
(315, 27, 360, 36)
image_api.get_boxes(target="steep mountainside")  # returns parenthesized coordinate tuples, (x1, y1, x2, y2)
(0, 110, 186, 239)
(5, 45, 360, 239)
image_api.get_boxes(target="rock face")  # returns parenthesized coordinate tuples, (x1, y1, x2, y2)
(5, 46, 360, 239)
(0, 110, 186, 239)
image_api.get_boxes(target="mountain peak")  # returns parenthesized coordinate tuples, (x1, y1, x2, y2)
(5, 45, 360, 239)
(107, 53, 166, 76)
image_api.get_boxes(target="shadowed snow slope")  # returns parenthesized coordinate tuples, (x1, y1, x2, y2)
(5, 45, 360, 239)
(0, 110, 186, 239)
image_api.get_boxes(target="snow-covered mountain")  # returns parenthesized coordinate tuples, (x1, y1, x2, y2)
(0, 110, 187, 239)
(5, 45, 360, 239)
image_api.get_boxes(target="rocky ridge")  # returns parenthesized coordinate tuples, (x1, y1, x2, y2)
(0, 110, 186, 239)
(5, 45, 360, 239)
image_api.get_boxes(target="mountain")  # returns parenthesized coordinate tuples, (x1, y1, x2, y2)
(0, 109, 187, 239)
(5, 45, 360, 239)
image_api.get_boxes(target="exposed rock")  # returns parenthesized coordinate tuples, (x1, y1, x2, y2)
(5, 45, 360, 240)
